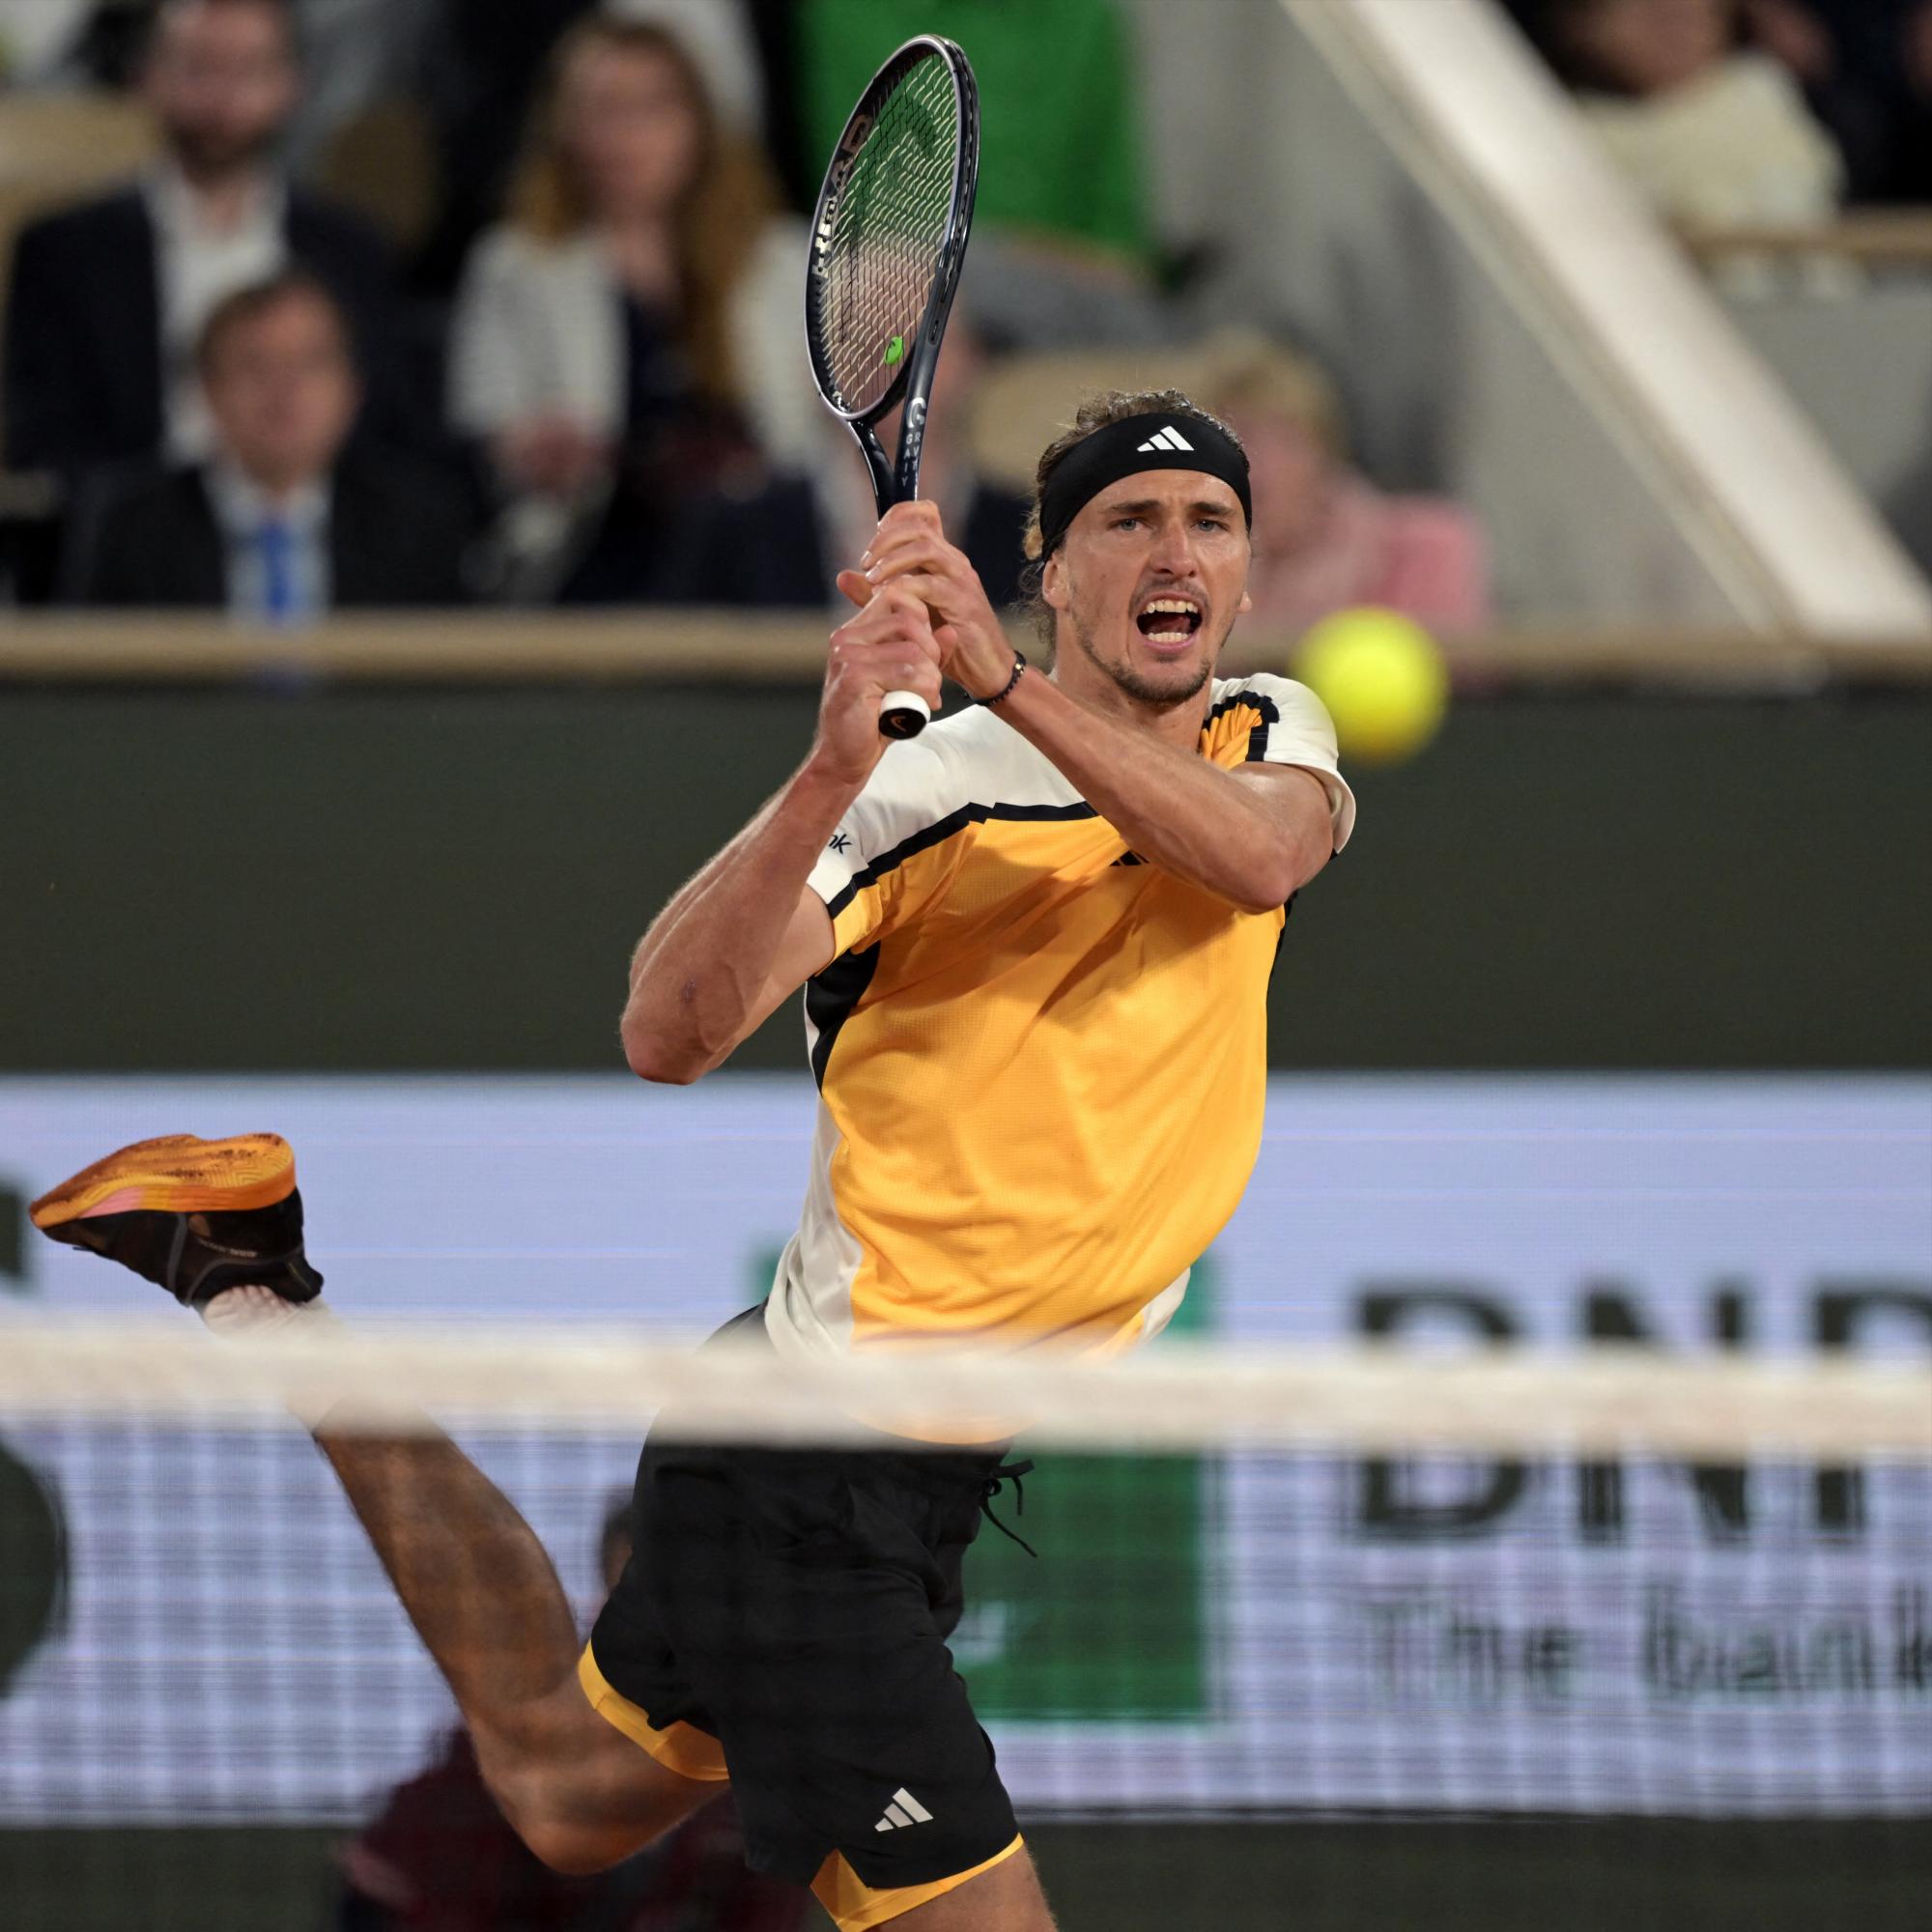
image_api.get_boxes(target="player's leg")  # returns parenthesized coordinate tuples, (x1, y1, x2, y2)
(304, 1378, 716, 1871)
(883, 1846, 1056, 1929)
(30, 1135, 716, 1874)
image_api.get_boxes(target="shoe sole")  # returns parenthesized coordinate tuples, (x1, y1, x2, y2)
(30, 1132, 298, 1230)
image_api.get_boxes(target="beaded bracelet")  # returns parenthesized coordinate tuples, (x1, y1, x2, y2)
(980, 650, 1028, 708)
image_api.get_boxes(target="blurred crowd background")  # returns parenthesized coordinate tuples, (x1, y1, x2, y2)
(0, 0, 1922, 636)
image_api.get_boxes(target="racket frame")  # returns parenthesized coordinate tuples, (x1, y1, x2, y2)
(805, 35, 980, 739)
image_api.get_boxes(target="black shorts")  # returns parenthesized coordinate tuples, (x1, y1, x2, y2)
(583, 1308, 1026, 1918)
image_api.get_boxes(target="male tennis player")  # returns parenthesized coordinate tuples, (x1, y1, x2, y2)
(35, 391, 1354, 1932)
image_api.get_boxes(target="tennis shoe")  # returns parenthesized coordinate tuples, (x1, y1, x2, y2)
(30, 1132, 325, 1309)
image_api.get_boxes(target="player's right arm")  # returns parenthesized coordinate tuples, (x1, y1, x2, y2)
(619, 585, 942, 1084)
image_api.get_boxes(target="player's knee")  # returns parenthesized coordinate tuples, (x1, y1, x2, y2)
(506, 1791, 662, 1876)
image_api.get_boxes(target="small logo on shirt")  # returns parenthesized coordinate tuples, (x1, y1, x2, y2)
(873, 1787, 934, 1833)
(1136, 424, 1195, 453)
(828, 833, 852, 853)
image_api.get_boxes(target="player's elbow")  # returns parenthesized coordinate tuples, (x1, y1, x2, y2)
(1227, 853, 1301, 915)
(621, 1025, 707, 1085)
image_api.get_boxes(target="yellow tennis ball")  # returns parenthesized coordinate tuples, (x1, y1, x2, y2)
(1293, 608, 1448, 765)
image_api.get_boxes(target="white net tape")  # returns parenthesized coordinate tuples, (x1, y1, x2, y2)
(0, 1321, 1925, 1457)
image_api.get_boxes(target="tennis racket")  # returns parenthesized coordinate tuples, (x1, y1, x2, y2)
(805, 35, 980, 740)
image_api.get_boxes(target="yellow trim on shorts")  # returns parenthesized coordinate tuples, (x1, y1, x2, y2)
(576, 1643, 729, 1783)
(810, 1834, 1026, 1931)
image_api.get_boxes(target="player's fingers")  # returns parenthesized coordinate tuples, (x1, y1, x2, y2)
(834, 568, 873, 610)
(863, 530, 961, 582)
(866, 500, 943, 555)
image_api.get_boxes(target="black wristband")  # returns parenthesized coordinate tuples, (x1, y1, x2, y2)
(980, 650, 1028, 708)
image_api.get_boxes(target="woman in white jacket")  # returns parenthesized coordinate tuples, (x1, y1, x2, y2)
(448, 15, 810, 600)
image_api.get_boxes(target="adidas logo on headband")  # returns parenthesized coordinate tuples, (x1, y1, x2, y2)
(1136, 425, 1195, 453)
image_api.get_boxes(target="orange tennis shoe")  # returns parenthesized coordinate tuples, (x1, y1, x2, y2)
(31, 1132, 325, 1308)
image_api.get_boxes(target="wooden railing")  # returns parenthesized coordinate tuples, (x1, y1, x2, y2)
(1679, 211, 1932, 271)
(0, 612, 1925, 690)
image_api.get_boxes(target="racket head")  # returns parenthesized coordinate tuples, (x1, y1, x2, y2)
(804, 35, 980, 458)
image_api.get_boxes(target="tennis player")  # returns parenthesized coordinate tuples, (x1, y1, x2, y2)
(35, 391, 1354, 1932)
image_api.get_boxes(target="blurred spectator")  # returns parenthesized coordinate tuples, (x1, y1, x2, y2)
(1194, 329, 1491, 644)
(3, 0, 410, 480)
(1521, 0, 1845, 224)
(1741, 0, 1932, 202)
(448, 14, 806, 603)
(333, 1496, 807, 1932)
(412, 0, 767, 298)
(789, 0, 1171, 350)
(62, 270, 469, 611)
(653, 315, 1029, 610)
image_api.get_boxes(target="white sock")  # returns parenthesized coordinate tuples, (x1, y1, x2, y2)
(200, 1285, 351, 1429)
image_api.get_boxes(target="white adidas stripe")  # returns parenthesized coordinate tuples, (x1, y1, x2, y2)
(873, 1786, 935, 1831)
(1135, 425, 1195, 453)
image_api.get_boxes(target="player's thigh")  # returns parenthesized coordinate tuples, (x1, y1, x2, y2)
(881, 1845, 1056, 1930)
(477, 1671, 720, 1873)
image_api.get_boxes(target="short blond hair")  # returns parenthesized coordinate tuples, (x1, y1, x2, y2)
(1015, 386, 1246, 643)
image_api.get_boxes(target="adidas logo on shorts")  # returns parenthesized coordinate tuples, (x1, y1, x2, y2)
(1136, 424, 1194, 453)
(873, 1786, 935, 1832)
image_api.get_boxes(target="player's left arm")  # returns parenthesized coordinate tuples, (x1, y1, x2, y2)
(846, 505, 1336, 913)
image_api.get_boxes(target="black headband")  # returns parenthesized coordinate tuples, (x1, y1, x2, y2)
(1037, 412, 1252, 559)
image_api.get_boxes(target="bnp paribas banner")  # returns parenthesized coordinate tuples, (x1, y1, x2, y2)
(0, 1076, 1926, 1823)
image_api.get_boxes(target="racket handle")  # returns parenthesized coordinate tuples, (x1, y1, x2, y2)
(878, 691, 930, 740)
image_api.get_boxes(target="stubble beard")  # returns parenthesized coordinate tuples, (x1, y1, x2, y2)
(1069, 609, 1216, 709)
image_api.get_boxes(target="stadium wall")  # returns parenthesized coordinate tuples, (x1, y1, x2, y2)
(3, 687, 1928, 1073)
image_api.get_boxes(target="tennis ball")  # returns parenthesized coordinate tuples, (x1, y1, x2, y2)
(1293, 608, 1448, 766)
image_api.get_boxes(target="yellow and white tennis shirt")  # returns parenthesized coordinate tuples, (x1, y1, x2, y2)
(765, 673, 1356, 1367)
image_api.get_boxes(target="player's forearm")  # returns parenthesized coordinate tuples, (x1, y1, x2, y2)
(1000, 673, 1305, 911)
(621, 757, 856, 1080)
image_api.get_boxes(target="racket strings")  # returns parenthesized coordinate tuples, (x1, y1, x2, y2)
(819, 56, 959, 415)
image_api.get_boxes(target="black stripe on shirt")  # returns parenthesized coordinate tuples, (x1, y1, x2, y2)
(819, 799, 1099, 923)
(1204, 687, 1281, 763)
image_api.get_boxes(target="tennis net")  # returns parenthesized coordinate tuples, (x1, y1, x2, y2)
(0, 1322, 1926, 1931)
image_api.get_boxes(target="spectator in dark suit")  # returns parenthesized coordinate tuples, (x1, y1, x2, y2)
(63, 271, 469, 613)
(3, 0, 407, 479)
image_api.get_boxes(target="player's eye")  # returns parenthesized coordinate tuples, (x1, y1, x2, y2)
(1111, 516, 1142, 531)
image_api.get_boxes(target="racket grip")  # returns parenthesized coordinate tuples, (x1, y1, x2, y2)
(878, 691, 930, 740)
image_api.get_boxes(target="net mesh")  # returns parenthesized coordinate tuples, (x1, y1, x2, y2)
(813, 53, 959, 415)
(1, 1325, 1927, 1930)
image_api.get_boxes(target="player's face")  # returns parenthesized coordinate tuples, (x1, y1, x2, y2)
(1045, 471, 1252, 708)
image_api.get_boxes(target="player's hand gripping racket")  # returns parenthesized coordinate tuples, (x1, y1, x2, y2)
(805, 36, 980, 740)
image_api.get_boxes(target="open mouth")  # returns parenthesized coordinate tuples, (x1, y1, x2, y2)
(1135, 597, 1204, 645)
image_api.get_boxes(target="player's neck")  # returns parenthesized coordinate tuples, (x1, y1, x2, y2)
(1050, 639, 1214, 752)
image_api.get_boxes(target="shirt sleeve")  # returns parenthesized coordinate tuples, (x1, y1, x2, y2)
(805, 739, 964, 959)
(1227, 672, 1358, 854)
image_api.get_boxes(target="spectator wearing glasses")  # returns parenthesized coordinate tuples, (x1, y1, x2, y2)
(62, 271, 469, 615)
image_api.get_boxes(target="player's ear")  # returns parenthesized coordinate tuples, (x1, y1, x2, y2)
(1041, 554, 1068, 611)
(1238, 589, 1253, 615)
